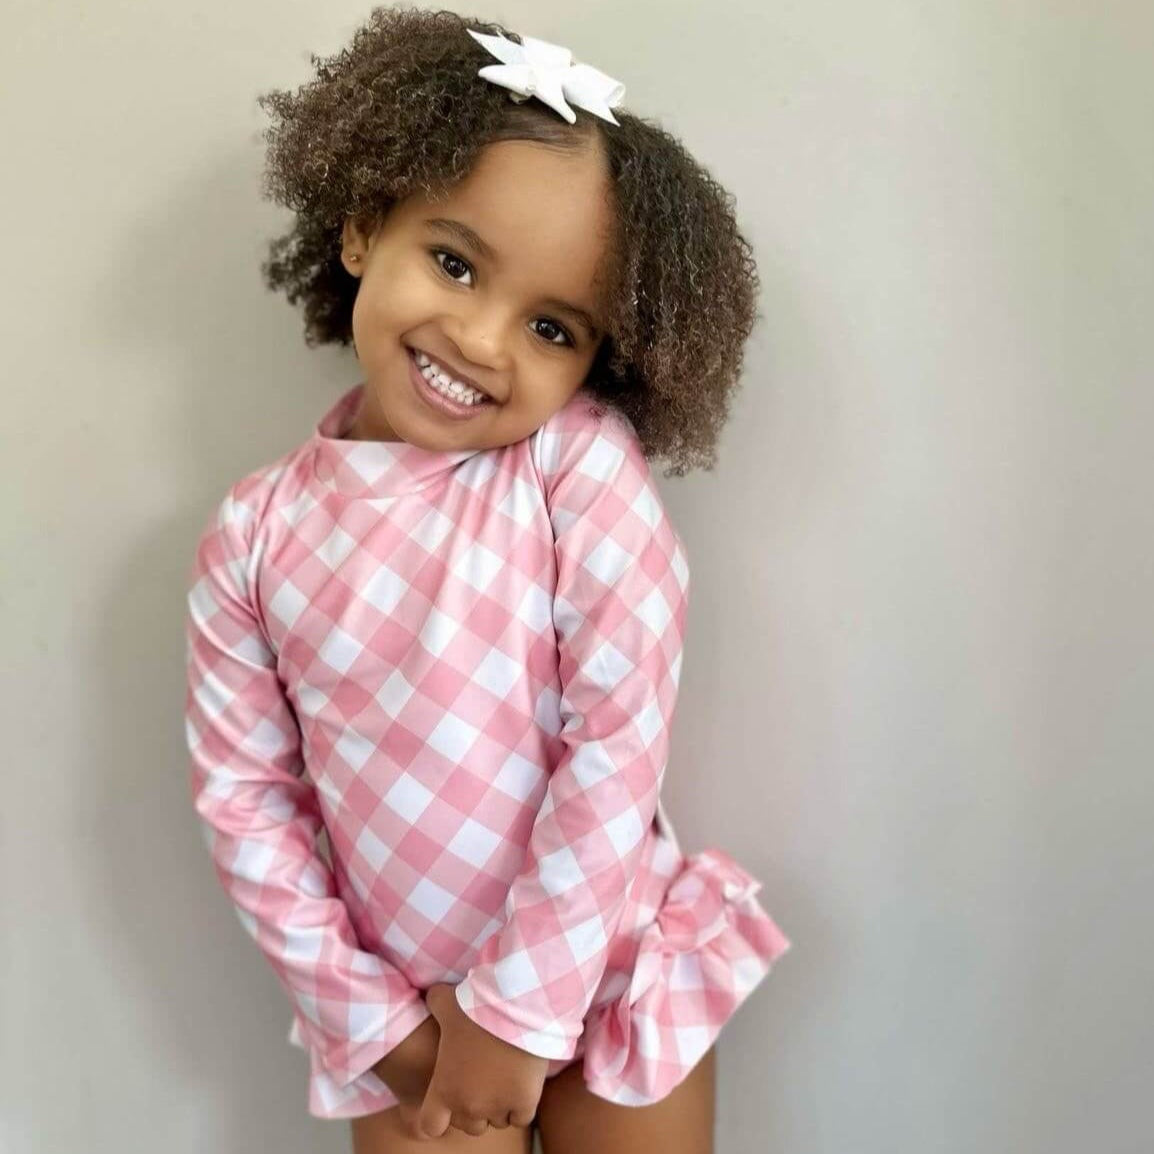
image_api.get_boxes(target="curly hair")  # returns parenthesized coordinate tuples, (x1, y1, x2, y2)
(257, 5, 760, 475)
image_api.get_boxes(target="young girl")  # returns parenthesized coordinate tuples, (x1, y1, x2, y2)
(184, 7, 790, 1152)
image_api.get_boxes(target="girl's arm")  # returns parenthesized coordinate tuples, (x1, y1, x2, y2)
(184, 487, 431, 1090)
(453, 406, 690, 1062)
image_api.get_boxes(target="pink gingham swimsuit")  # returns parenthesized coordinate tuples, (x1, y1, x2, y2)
(184, 382, 790, 1119)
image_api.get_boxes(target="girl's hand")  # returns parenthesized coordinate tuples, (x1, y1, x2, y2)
(370, 1015, 442, 1139)
(416, 982, 550, 1140)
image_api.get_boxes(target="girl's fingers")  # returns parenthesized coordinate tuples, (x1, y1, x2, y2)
(416, 1090, 454, 1140)
(395, 1101, 424, 1140)
(449, 1113, 491, 1137)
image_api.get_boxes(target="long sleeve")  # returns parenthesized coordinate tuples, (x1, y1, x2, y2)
(454, 409, 690, 1060)
(184, 485, 431, 1088)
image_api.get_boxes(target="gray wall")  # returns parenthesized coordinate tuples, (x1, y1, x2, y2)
(3, 2, 1150, 1151)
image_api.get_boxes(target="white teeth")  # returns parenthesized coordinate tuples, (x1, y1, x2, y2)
(414, 350, 487, 405)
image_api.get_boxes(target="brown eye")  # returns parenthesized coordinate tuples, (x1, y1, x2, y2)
(431, 249, 472, 285)
(532, 318, 574, 347)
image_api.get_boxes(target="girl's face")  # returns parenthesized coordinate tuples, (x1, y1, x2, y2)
(340, 137, 615, 449)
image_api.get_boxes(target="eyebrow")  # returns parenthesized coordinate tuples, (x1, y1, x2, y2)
(423, 217, 601, 340)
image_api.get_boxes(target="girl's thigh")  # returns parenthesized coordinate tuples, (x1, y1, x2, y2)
(349, 1107, 533, 1154)
(534, 1044, 717, 1154)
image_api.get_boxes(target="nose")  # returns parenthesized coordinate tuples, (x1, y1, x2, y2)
(446, 297, 515, 372)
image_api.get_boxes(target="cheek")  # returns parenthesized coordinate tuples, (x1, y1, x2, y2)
(351, 286, 402, 347)
(356, 267, 438, 335)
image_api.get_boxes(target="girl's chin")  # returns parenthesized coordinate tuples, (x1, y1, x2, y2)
(346, 385, 401, 442)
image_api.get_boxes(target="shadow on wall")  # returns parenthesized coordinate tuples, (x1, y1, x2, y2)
(79, 143, 356, 1152)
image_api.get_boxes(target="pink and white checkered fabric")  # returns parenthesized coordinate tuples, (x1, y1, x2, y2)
(184, 383, 790, 1119)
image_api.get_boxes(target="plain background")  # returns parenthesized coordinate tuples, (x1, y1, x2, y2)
(3, 1, 1151, 1151)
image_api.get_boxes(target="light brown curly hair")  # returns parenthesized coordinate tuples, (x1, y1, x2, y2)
(257, 5, 760, 476)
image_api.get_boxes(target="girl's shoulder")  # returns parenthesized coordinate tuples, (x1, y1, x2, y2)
(530, 389, 646, 490)
(197, 442, 311, 551)
(528, 391, 686, 565)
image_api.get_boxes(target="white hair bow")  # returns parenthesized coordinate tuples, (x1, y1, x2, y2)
(466, 28, 625, 126)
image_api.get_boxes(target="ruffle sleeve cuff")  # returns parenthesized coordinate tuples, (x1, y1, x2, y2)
(287, 991, 432, 1108)
(453, 978, 582, 1061)
(582, 847, 791, 1106)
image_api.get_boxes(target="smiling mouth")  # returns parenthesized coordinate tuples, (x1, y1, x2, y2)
(409, 347, 494, 401)
(407, 348, 496, 416)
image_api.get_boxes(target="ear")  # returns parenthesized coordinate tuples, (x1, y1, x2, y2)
(340, 217, 369, 276)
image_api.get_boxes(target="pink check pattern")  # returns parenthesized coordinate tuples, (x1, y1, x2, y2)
(184, 383, 790, 1118)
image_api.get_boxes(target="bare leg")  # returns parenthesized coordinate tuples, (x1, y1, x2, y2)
(534, 1045, 716, 1154)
